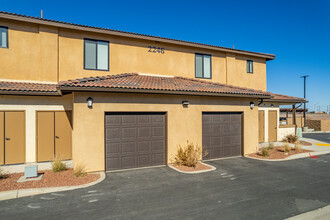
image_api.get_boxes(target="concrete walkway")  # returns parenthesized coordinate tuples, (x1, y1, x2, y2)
(286, 205, 330, 220)
(0, 172, 105, 201)
(252, 137, 330, 161)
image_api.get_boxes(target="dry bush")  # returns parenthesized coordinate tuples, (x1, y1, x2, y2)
(267, 142, 275, 150)
(174, 141, 206, 167)
(261, 148, 270, 157)
(52, 156, 67, 172)
(0, 166, 8, 179)
(282, 143, 291, 153)
(294, 142, 302, 152)
(282, 134, 298, 144)
(74, 164, 86, 177)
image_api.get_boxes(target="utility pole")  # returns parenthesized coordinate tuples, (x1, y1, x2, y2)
(300, 75, 309, 128)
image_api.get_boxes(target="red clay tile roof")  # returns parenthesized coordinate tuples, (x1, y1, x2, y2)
(0, 11, 275, 60)
(58, 73, 272, 98)
(0, 81, 58, 95)
(267, 92, 306, 103)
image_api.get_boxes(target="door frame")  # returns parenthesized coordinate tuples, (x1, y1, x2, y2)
(104, 111, 168, 172)
(35, 110, 72, 162)
(201, 111, 244, 159)
(0, 110, 26, 165)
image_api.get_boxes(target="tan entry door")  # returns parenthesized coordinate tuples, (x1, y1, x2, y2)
(37, 111, 72, 162)
(268, 110, 277, 142)
(0, 111, 25, 165)
(258, 110, 265, 143)
(55, 111, 72, 160)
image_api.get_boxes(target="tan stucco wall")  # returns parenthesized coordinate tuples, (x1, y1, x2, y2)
(0, 94, 73, 163)
(72, 92, 259, 172)
(0, 18, 267, 90)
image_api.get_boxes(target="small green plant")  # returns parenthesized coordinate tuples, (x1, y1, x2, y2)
(261, 148, 270, 157)
(52, 156, 67, 172)
(267, 142, 275, 150)
(174, 141, 207, 167)
(74, 164, 86, 177)
(294, 142, 302, 152)
(282, 143, 291, 153)
(282, 134, 298, 144)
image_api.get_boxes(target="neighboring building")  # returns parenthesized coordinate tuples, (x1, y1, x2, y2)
(0, 11, 305, 172)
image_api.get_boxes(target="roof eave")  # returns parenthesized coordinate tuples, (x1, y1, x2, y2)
(0, 91, 60, 96)
(58, 86, 272, 99)
(264, 99, 307, 104)
(0, 13, 275, 61)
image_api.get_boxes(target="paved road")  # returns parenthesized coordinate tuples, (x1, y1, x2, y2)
(303, 132, 330, 144)
(1, 155, 330, 220)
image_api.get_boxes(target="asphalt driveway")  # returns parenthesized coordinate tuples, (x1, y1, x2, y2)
(1, 155, 330, 220)
(303, 132, 330, 144)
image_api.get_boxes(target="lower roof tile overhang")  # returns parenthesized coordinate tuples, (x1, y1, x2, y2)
(58, 86, 272, 99)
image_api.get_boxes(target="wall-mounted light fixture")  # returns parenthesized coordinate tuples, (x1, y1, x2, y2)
(182, 100, 189, 107)
(87, 97, 93, 108)
(271, 104, 274, 107)
(250, 102, 255, 110)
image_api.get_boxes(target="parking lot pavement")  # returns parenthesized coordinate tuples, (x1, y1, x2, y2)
(303, 132, 330, 144)
(1, 155, 330, 220)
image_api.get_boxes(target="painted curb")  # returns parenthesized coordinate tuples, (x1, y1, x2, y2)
(0, 171, 105, 201)
(168, 162, 216, 174)
(245, 151, 330, 162)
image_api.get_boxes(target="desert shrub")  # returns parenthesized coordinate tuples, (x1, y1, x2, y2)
(174, 141, 206, 167)
(282, 134, 298, 144)
(0, 166, 8, 179)
(282, 143, 291, 153)
(74, 164, 86, 177)
(261, 148, 270, 157)
(294, 142, 302, 152)
(267, 142, 275, 150)
(52, 156, 67, 172)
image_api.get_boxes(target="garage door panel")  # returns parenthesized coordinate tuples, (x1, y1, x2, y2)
(151, 140, 165, 152)
(138, 141, 150, 153)
(121, 142, 136, 154)
(203, 113, 242, 160)
(121, 156, 137, 168)
(138, 127, 151, 139)
(138, 155, 150, 166)
(152, 153, 165, 165)
(106, 113, 166, 171)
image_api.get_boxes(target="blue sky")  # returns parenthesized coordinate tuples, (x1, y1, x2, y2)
(1, 0, 330, 111)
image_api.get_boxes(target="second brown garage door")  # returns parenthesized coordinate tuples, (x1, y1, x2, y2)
(202, 112, 242, 160)
(105, 113, 166, 171)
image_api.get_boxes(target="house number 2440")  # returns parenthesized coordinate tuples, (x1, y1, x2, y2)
(148, 46, 165, 54)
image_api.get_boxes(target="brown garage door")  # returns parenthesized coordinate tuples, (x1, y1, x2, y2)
(105, 113, 166, 171)
(202, 112, 242, 160)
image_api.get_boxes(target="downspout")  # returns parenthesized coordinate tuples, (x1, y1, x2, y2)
(258, 98, 264, 106)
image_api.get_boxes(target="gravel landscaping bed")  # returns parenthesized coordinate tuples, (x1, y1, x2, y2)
(248, 147, 312, 160)
(173, 162, 212, 172)
(0, 169, 100, 192)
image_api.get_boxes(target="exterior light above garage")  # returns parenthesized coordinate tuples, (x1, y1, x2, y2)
(182, 101, 189, 107)
(87, 97, 93, 108)
(250, 102, 255, 110)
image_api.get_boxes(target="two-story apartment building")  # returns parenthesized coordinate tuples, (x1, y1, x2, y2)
(0, 11, 305, 172)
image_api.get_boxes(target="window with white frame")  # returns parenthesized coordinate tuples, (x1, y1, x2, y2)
(84, 39, 109, 71)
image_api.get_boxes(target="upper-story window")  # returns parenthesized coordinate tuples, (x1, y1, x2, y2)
(84, 39, 109, 71)
(195, 53, 211, 79)
(0, 27, 8, 48)
(247, 60, 253, 73)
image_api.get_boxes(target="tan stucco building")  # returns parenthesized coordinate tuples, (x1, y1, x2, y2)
(0, 11, 305, 172)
